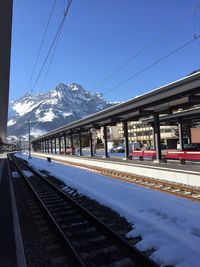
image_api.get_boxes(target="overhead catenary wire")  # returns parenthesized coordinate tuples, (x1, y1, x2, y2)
(92, 6, 198, 95)
(104, 35, 200, 96)
(94, 34, 164, 91)
(30, 0, 73, 94)
(192, 2, 200, 38)
(30, 0, 72, 131)
(28, 0, 57, 89)
(40, 17, 65, 92)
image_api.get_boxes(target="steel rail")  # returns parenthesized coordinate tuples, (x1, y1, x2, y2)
(8, 154, 86, 267)
(40, 155, 200, 202)
(10, 153, 159, 267)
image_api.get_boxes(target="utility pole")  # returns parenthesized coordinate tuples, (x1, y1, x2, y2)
(19, 131, 22, 154)
(28, 119, 31, 159)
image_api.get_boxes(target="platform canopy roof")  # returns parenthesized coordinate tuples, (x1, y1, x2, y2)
(145, 107, 200, 125)
(33, 71, 200, 142)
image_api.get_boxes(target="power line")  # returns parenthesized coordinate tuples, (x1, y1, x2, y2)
(192, 2, 200, 38)
(28, 0, 57, 89)
(26, 1, 73, 132)
(93, 6, 198, 94)
(104, 35, 200, 96)
(40, 17, 65, 91)
(94, 34, 164, 91)
(30, 0, 73, 94)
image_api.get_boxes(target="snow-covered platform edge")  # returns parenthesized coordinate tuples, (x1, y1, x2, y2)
(32, 152, 200, 188)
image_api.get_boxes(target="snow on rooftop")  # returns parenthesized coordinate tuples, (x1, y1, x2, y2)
(16, 153, 200, 267)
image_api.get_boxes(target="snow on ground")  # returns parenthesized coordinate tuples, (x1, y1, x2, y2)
(16, 153, 200, 267)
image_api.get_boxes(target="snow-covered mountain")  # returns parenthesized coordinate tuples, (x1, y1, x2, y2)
(7, 83, 116, 137)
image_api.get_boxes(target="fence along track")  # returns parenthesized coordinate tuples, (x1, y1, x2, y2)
(9, 154, 159, 267)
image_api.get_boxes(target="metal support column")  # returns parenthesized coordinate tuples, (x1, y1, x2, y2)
(89, 131, 94, 157)
(54, 137, 57, 154)
(42, 140, 47, 153)
(70, 132, 74, 155)
(187, 124, 191, 144)
(64, 134, 67, 154)
(40, 141, 43, 152)
(58, 136, 61, 154)
(154, 113, 162, 161)
(178, 119, 184, 150)
(150, 123, 156, 149)
(79, 132, 83, 156)
(123, 120, 129, 159)
(103, 125, 109, 158)
(45, 140, 47, 153)
(51, 139, 53, 154)
(28, 119, 31, 159)
(47, 139, 50, 153)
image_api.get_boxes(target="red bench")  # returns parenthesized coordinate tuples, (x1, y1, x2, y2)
(130, 150, 200, 164)
(129, 150, 156, 161)
(163, 150, 200, 164)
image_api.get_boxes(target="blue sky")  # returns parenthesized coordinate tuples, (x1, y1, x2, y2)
(10, 0, 200, 102)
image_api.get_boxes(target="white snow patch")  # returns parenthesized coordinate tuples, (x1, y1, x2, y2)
(6, 135, 18, 142)
(63, 112, 72, 117)
(38, 109, 57, 122)
(69, 84, 79, 91)
(7, 119, 16, 126)
(12, 171, 20, 178)
(44, 98, 58, 105)
(50, 90, 62, 99)
(30, 128, 47, 137)
(35, 109, 41, 117)
(13, 101, 41, 116)
(22, 170, 34, 177)
(16, 153, 200, 267)
(107, 101, 121, 105)
(96, 103, 104, 110)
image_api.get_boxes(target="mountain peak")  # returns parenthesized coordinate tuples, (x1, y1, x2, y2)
(8, 83, 117, 137)
(68, 83, 82, 91)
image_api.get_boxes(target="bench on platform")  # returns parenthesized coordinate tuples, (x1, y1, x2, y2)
(130, 150, 200, 164)
(129, 150, 156, 161)
(163, 151, 200, 164)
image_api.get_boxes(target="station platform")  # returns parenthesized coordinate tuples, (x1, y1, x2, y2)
(32, 152, 200, 188)
(0, 154, 26, 267)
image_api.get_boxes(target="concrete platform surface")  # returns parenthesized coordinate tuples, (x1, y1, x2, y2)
(32, 152, 200, 188)
(0, 154, 26, 267)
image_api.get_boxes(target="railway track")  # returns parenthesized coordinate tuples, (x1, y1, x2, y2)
(9, 154, 158, 267)
(35, 154, 200, 202)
